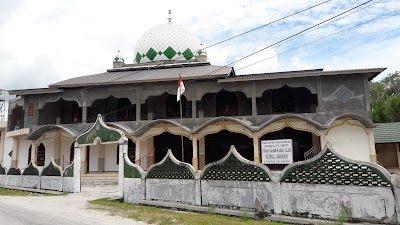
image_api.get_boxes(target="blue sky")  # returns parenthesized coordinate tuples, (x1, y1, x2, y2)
(0, 0, 399, 93)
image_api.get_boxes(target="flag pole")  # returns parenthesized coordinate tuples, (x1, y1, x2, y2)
(179, 97, 184, 162)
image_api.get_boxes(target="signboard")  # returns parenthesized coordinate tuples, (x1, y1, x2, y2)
(261, 139, 293, 164)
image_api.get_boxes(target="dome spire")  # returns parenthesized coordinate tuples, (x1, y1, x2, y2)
(168, 9, 172, 23)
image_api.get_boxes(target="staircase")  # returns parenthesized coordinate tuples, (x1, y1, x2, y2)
(81, 172, 119, 186)
(304, 144, 321, 160)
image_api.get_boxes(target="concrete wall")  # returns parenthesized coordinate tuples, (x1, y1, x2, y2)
(17, 139, 32, 168)
(325, 120, 370, 162)
(201, 180, 280, 213)
(280, 183, 396, 223)
(88, 144, 99, 172)
(146, 179, 197, 205)
(63, 177, 74, 193)
(124, 178, 142, 204)
(2, 136, 12, 168)
(40, 176, 62, 191)
(376, 143, 399, 167)
(7, 175, 22, 186)
(22, 175, 40, 189)
(0, 174, 6, 185)
(105, 143, 118, 171)
(392, 173, 400, 223)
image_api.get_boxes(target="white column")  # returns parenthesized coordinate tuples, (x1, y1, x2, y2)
(253, 133, 260, 163)
(11, 138, 19, 167)
(135, 139, 141, 166)
(192, 136, 198, 170)
(368, 129, 377, 163)
(73, 146, 81, 193)
(0, 129, 5, 164)
(397, 143, 400, 169)
(118, 141, 128, 196)
(199, 137, 205, 169)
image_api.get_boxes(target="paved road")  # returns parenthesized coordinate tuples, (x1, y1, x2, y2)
(0, 185, 147, 225)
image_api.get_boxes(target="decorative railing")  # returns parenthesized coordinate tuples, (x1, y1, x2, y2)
(146, 150, 195, 179)
(304, 143, 321, 160)
(201, 145, 273, 182)
(281, 143, 392, 187)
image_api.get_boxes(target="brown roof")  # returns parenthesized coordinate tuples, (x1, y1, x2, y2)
(50, 64, 233, 88)
(218, 68, 386, 83)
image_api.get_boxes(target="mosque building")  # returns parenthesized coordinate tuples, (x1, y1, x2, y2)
(4, 18, 384, 181)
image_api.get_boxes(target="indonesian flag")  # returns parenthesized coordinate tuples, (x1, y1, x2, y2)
(177, 75, 185, 102)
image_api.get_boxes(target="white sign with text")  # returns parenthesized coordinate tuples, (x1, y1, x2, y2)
(261, 139, 293, 164)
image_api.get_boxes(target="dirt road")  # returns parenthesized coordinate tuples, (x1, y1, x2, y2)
(0, 185, 147, 225)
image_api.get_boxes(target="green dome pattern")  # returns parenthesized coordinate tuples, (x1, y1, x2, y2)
(134, 23, 206, 63)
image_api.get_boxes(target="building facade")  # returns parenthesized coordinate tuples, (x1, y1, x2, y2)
(5, 22, 383, 174)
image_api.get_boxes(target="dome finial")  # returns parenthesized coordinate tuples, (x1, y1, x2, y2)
(168, 9, 172, 23)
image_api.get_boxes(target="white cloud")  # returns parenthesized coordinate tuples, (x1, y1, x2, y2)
(0, 0, 398, 93)
(290, 55, 314, 70)
(234, 48, 280, 75)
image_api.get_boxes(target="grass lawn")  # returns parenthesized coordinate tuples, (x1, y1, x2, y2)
(0, 188, 57, 196)
(89, 198, 288, 225)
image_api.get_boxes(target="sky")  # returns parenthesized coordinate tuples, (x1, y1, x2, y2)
(0, 0, 400, 104)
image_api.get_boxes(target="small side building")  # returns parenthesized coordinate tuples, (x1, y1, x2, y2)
(374, 122, 400, 173)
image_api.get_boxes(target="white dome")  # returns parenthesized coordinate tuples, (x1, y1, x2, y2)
(134, 23, 205, 63)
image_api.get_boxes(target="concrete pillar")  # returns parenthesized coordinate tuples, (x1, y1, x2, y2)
(82, 105, 87, 123)
(54, 134, 61, 166)
(136, 103, 141, 122)
(11, 138, 19, 167)
(73, 146, 81, 193)
(98, 144, 105, 173)
(199, 137, 205, 169)
(147, 137, 155, 167)
(397, 143, 400, 168)
(320, 131, 327, 149)
(251, 81, 257, 116)
(253, 133, 260, 163)
(148, 99, 153, 120)
(0, 129, 5, 164)
(31, 143, 37, 164)
(135, 139, 141, 166)
(118, 141, 128, 196)
(80, 146, 87, 174)
(192, 99, 197, 119)
(192, 135, 198, 170)
(368, 129, 377, 163)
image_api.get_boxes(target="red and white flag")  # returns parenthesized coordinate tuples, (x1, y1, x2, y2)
(177, 75, 185, 102)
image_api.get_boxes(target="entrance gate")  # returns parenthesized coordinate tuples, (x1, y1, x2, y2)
(72, 114, 127, 194)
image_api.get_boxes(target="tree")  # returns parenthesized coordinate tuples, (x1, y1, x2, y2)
(369, 71, 400, 123)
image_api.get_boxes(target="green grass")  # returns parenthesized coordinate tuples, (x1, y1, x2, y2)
(0, 188, 58, 196)
(89, 198, 287, 225)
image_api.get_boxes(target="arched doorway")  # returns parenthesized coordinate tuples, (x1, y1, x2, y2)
(216, 90, 238, 116)
(37, 143, 46, 166)
(260, 127, 319, 170)
(117, 98, 135, 121)
(205, 130, 253, 164)
(153, 132, 192, 164)
(166, 95, 187, 118)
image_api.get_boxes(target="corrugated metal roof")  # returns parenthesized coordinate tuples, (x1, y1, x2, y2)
(50, 64, 233, 88)
(374, 122, 400, 143)
(8, 88, 63, 96)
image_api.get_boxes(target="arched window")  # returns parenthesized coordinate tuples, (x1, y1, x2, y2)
(117, 139, 136, 164)
(37, 143, 46, 166)
(128, 139, 136, 163)
(271, 85, 295, 113)
(117, 98, 135, 121)
(166, 95, 186, 118)
(70, 143, 75, 163)
(216, 90, 238, 116)
(28, 145, 32, 165)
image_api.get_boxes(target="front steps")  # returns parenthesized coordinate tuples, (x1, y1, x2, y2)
(81, 172, 118, 186)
